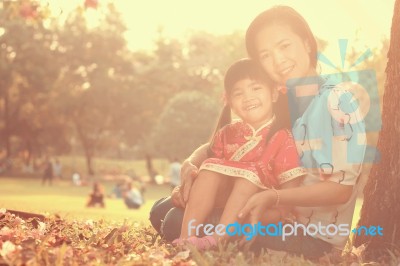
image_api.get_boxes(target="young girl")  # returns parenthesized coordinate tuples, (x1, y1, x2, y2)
(173, 58, 306, 249)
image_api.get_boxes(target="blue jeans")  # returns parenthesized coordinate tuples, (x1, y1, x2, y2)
(250, 229, 333, 259)
(149, 197, 183, 241)
(149, 196, 223, 241)
(149, 197, 333, 258)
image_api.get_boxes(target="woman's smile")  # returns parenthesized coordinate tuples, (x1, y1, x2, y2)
(254, 24, 312, 85)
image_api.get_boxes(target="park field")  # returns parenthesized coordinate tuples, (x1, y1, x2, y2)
(0, 176, 172, 224)
(0, 176, 363, 229)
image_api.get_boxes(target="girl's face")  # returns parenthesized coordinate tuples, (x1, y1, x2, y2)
(229, 78, 277, 130)
(254, 24, 314, 85)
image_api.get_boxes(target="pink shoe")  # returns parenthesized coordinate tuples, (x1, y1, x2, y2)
(172, 238, 185, 246)
(185, 236, 218, 250)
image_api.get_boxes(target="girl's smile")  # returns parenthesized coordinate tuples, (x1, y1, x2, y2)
(229, 78, 278, 130)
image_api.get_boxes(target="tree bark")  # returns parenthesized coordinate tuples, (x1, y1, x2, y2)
(353, 0, 400, 260)
(75, 121, 95, 176)
(85, 151, 94, 176)
(4, 89, 11, 159)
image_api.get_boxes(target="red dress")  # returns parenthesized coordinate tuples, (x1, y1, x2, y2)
(200, 118, 306, 189)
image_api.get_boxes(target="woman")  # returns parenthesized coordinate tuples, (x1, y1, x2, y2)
(150, 6, 365, 259)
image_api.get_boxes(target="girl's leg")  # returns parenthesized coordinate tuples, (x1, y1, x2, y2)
(179, 170, 232, 239)
(218, 178, 261, 241)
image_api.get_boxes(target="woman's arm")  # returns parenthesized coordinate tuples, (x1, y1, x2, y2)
(170, 143, 210, 206)
(185, 143, 210, 168)
(277, 181, 353, 206)
(171, 185, 185, 208)
(258, 176, 304, 224)
(239, 181, 353, 225)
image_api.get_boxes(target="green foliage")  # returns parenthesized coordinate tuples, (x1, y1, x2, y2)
(0, 1, 248, 175)
(0, 1, 65, 158)
(149, 91, 220, 160)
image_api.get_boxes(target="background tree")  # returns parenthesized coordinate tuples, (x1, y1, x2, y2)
(0, 1, 62, 167)
(353, 0, 400, 260)
(123, 30, 246, 156)
(54, 4, 132, 175)
(149, 91, 219, 160)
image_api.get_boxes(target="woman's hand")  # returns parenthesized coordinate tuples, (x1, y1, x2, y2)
(237, 190, 277, 247)
(180, 160, 199, 203)
(238, 189, 277, 225)
(171, 185, 185, 208)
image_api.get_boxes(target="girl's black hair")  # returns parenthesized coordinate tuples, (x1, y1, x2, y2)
(208, 58, 291, 157)
(245, 5, 318, 69)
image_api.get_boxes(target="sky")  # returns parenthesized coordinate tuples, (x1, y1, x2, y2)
(116, 0, 394, 50)
(47, 0, 395, 71)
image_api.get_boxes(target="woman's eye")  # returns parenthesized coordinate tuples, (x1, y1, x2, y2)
(281, 43, 291, 49)
(260, 53, 270, 60)
(253, 86, 263, 91)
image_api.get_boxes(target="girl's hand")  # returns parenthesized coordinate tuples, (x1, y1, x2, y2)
(171, 185, 185, 208)
(180, 160, 199, 203)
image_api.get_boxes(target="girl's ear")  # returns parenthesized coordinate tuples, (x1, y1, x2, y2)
(272, 88, 279, 103)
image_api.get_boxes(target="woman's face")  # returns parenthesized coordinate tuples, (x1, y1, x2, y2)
(254, 24, 313, 85)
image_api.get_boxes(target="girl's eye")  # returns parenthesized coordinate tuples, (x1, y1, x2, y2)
(253, 86, 263, 91)
(233, 92, 243, 97)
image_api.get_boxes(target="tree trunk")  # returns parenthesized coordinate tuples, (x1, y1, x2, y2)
(75, 121, 95, 176)
(25, 139, 32, 166)
(4, 90, 11, 159)
(85, 151, 94, 176)
(353, 0, 400, 260)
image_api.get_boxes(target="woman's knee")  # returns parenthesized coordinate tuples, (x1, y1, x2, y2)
(161, 207, 184, 241)
(149, 197, 174, 234)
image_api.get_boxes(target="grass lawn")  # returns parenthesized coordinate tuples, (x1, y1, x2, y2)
(0, 176, 364, 229)
(0, 176, 172, 224)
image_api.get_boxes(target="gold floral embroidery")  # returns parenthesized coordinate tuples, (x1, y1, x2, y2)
(200, 163, 267, 189)
(244, 135, 263, 142)
(230, 138, 262, 161)
(278, 167, 307, 184)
